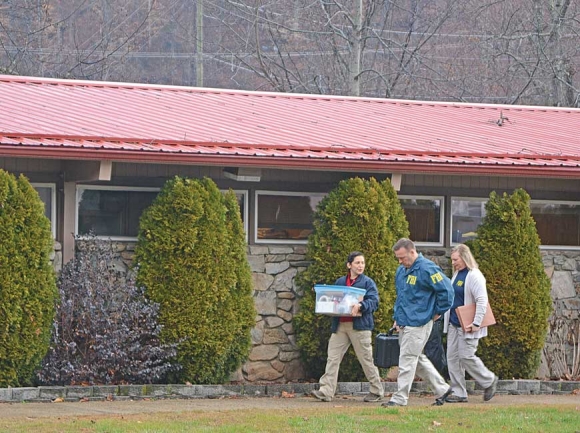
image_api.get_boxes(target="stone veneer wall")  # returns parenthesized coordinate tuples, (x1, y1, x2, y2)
(54, 242, 580, 383)
(539, 250, 580, 378)
(241, 245, 309, 383)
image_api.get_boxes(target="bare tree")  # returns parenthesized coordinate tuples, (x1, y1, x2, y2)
(0, 0, 159, 81)
(210, 0, 579, 105)
(434, 0, 580, 106)
(1, 0, 578, 106)
(209, 0, 462, 97)
(0, 0, 52, 75)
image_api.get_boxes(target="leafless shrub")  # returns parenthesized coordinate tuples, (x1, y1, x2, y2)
(543, 317, 580, 380)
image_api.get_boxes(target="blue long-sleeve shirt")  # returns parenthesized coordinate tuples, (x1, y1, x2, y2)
(393, 254, 454, 327)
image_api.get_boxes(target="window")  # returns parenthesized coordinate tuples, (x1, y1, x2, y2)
(255, 191, 325, 243)
(222, 189, 248, 240)
(77, 186, 159, 239)
(32, 183, 56, 237)
(450, 198, 487, 244)
(531, 201, 580, 248)
(399, 196, 443, 245)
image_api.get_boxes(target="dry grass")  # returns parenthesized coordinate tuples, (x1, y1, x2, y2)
(2, 402, 579, 432)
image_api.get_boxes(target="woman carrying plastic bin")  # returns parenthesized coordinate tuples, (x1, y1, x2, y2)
(311, 251, 384, 402)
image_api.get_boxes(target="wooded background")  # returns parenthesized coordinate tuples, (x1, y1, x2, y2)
(1, 0, 578, 106)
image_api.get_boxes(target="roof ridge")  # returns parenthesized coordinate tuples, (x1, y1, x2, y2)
(1, 74, 580, 113)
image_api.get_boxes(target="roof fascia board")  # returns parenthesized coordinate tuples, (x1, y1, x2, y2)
(4, 148, 580, 179)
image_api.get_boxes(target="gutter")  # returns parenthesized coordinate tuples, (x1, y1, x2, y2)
(1, 146, 580, 179)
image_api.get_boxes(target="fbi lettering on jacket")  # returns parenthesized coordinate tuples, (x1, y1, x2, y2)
(430, 272, 444, 284)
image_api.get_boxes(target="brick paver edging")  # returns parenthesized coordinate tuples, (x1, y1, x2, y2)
(1, 380, 578, 403)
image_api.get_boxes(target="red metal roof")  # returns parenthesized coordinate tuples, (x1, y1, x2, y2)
(1, 74, 579, 177)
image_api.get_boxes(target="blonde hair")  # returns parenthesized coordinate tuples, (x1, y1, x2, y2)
(451, 244, 478, 270)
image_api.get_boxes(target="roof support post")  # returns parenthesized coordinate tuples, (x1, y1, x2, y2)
(99, 160, 112, 181)
(390, 172, 402, 191)
(62, 181, 76, 264)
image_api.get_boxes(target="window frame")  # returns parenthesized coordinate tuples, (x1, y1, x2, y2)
(449, 196, 488, 246)
(398, 195, 444, 246)
(32, 182, 57, 238)
(254, 190, 326, 244)
(530, 199, 580, 250)
(75, 185, 160, 241)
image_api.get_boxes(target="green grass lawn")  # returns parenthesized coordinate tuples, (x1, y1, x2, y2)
(2, 404, 579, 433)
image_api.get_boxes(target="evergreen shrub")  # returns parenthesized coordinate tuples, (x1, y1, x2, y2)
(470, 189, 552, 379)
(294, 177, 409, 380)
(221, 190, 256, 375)
(0, 170, 57, 387)
(38, 235, 178, 385)
(135, 177, 255, 384)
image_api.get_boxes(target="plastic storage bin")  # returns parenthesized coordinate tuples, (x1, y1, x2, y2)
(314, 285, 365, 316)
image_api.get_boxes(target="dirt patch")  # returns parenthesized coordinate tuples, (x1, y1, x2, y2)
(0, 393, 578, 419)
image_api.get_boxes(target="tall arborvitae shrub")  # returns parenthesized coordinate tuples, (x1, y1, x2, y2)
(135, 177, 255, 384)
(470, 189, 552, 379)
(294, 177, 409, 380)
(37, 236, 178, 385)
(0, 170, 57, 387)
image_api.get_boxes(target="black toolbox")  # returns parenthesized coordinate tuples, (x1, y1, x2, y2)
(374, 327, 400, 368)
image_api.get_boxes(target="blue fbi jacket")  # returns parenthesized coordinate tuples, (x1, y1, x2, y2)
(393, 254, 454, 327)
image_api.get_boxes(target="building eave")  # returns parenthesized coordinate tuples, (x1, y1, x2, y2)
(2, 145, 579, 179)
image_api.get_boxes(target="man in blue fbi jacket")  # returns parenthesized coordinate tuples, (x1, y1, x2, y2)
(382, 238, 454, 407)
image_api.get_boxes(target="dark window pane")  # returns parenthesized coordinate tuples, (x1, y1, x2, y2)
(78, 189, 158, 237)
(400, 198, 442, 243)
(451, 199, 487, 243)
(33, 186, 53, 222)
(531, 202, 580, 247)
(257, 193, 323, 241)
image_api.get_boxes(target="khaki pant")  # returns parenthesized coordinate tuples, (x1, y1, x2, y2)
(390, 321, 449, 406)
(318, 321, 384, 398)
(447, 325, 495, 398)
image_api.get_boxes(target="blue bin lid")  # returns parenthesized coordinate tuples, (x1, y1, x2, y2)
(314, 285, 365, 296)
